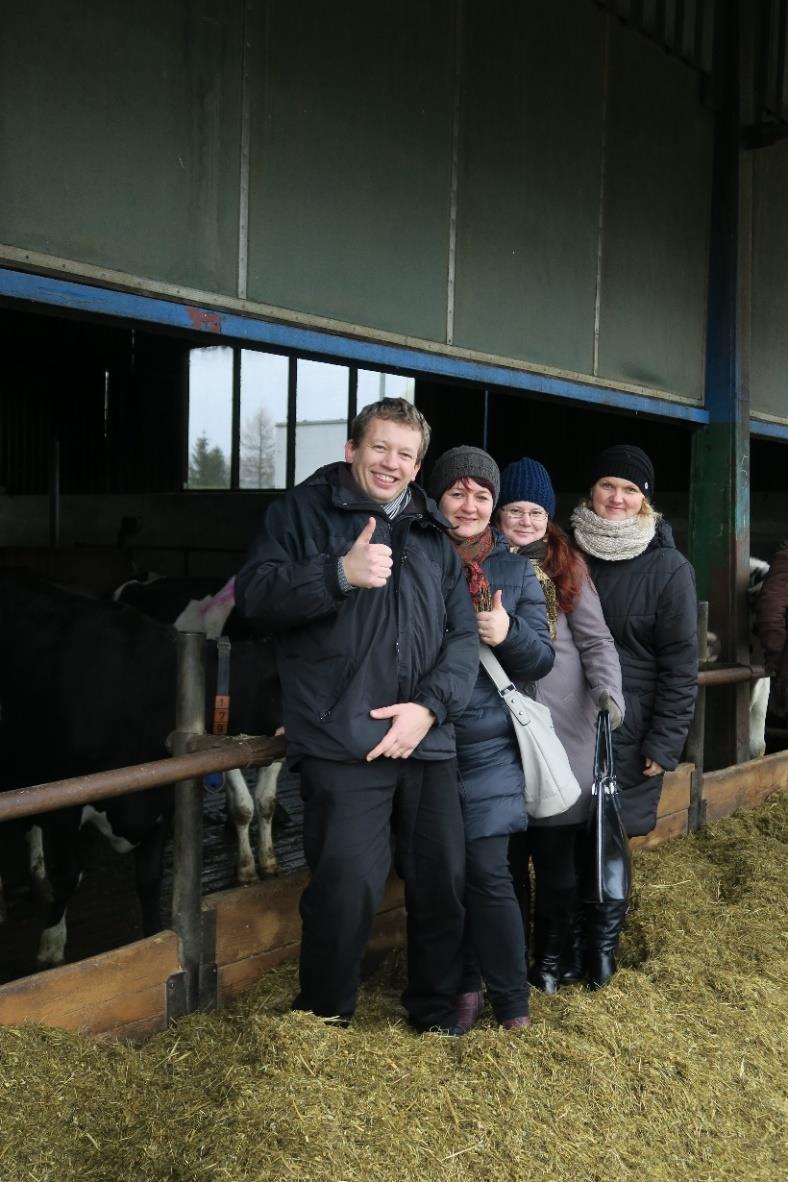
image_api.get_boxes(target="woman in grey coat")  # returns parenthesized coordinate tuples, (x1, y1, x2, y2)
(496, 458, 624, 995)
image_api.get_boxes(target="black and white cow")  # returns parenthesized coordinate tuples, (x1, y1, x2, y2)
(114, 574, 284, 883)
(747, 558, 771, 759)
(706, 557, 771, 760)
(0, 571, 281, 967)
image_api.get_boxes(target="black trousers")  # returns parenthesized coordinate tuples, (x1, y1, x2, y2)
(294, 756, 466, 1030)
(510, 825, 584, 927)
(460, 834, 529, 1022)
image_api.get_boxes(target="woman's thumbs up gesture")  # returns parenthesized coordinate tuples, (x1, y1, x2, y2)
(476, 588, 511, 646)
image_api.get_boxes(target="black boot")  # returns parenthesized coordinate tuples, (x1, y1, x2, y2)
(585, 899, 628, 990)
(529, 913, 571, 994)
(558, 908, 586, 985)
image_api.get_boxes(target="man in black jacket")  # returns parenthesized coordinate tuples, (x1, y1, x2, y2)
(236, 398, 479, 1032)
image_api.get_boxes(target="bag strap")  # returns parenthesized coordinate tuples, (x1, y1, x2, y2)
(479, 645, 531, 726)
(593, 709, 616, 786)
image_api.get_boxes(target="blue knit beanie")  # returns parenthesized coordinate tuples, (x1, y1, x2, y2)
(498, 457, 556, 518)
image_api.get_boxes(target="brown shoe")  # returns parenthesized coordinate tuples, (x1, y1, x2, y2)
(501, 1015, 530, 1030)
(454, 990, 486, 1035)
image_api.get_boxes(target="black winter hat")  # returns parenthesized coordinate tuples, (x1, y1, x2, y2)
(427, 446, 500, 505)
(588, 444, 654, 500)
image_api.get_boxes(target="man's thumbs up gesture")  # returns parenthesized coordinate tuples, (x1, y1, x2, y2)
(341, 517, 393, 589)
(476, 588, 511, 646)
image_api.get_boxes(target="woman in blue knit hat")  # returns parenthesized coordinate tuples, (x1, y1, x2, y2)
(496, 457, 624, 995)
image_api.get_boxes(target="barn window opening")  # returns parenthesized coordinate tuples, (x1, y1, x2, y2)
(187, 345, 414, 491)
(240, 350, 289, 489)
(295, 359, 350, 486)
(357, 369, 415, 404)
(187, 346, 233, 489)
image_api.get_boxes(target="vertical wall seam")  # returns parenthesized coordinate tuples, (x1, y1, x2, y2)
(593, 13, 611, 379)
(237, 0, 253, 301)
(446, 0, 464, 347)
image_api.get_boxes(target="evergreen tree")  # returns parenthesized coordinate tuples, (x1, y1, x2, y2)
(188, 434, 229, 488)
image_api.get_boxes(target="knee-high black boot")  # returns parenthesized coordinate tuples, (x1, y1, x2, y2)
(558, 907, 587, 984)
(584, 898, 628, 990)
(528, 911, 572, 994)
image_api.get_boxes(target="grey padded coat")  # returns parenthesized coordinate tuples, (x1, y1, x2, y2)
(531, 572, 624, 828)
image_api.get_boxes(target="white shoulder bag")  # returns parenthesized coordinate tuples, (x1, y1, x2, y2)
(479, 645, 581, 820)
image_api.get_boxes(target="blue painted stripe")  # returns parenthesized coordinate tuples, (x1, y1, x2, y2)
(0, 265, 711, 423)
(750, 418, 788, 441)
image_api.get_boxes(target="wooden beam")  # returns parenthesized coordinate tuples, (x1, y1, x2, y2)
(0, 932, 178, 1035)
(702, 748, 788, 820)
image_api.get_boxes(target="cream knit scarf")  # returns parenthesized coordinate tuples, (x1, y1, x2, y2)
(570, 504, 657, 562)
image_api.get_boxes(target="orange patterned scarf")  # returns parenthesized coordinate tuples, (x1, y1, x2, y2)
(453, 527, 495, 612)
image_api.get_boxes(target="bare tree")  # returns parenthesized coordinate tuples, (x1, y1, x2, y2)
(240, 407, 276, 489)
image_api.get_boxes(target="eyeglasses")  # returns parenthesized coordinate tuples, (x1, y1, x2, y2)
(500, 508, 547, 522)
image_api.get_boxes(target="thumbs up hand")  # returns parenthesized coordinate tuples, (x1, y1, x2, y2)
(341, 517, 393, 589)
(477, 588, 511, 646)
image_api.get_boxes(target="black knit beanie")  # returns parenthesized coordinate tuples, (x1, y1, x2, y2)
(588, 444, 654, 500)
(427, 446, 500, 505)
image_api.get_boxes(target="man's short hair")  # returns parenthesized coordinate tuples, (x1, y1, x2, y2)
(350, 397, 431, 462)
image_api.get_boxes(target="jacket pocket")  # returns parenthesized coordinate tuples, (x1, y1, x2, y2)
(293, 653, 353, 722)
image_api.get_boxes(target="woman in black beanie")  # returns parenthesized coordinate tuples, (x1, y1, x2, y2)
(428, 446, 554, 1031)
(569, 444, 698, 988)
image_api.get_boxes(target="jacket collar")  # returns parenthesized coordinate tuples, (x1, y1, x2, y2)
(649, 517, 677, 551)
(308, 462, 450, 530)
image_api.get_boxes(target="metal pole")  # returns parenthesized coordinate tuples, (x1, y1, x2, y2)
(687, 0, 750, 768)
(171, 632, 205, 1013)
(686, 602, 709, 831)
(0, 735, 285, 824)
(49, 439, 60, 548)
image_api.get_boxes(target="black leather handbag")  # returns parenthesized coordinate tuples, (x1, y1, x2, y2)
(584, 709, 632, 905)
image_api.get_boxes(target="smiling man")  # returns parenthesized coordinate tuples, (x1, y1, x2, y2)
(236, 398, 479, 1033)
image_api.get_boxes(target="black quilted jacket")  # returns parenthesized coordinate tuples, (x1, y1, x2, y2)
(579, 518, 698, 837)
(236, 463, 479, 765)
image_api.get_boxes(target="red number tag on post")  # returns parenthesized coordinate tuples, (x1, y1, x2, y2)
(213, 694, 230, 736)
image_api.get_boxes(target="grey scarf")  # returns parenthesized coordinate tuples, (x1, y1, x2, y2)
(570, 504, 656, 562)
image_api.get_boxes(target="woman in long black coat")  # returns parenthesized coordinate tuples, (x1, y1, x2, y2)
(570, 444, 698, 987)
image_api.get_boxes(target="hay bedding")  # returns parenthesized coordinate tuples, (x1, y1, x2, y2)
(0, 795, 785, 1182)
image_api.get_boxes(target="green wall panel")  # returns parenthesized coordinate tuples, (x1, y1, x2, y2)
(1, 0, 242, 295)
(597, 23, 712, 400)
(751, 141, 788, 424)
(246, 0, 455, 340)
(452, 0, 605, 373)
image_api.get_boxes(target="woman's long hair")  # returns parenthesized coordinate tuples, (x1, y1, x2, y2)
(542, 521, 588, 614)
